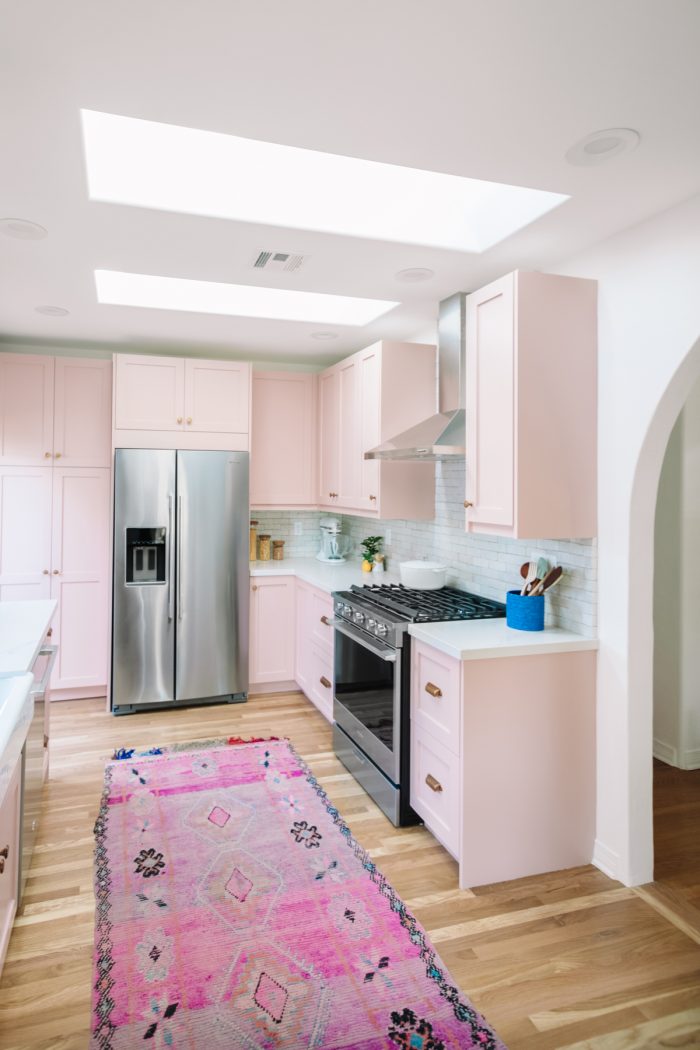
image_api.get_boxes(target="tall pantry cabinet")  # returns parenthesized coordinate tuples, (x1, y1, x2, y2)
(0, 353, 111, 696)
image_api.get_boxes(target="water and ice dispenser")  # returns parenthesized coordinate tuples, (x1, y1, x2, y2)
(125, 527, 167, 584)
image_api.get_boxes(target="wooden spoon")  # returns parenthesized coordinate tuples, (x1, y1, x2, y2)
(520, 561, 537, 595)
(531, 565, 563, 596)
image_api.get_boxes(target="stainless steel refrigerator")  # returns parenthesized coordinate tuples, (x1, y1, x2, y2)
(111, 449, 249, 714)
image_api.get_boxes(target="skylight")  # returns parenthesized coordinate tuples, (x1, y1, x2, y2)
(81, 110, 568, 253)
(94, 270, 399, 325)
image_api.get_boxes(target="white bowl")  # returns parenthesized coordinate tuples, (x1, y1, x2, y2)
(399, 560, 447, 590)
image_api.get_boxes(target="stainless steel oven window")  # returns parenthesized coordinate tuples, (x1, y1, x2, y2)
(332, 625, 402, 784)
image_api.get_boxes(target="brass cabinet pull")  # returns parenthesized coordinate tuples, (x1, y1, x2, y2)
(320, 615, 331, 626)
(44, 734, 49, 748)
(328, 492, 338, 499)
(47, 627, 53, 637)
(251, 584, 258, 591)
(425, 681, 442, 698)
(54, 452, 62, 459)
(186, 417, 192, 424)
(0, 845, 8, 873)
(369, 494, 377, 501)
(464, 500, 473, 508)
(177, 416, 183, 424)
(44, 451, 51, 458)
(320, 675, 331, 689)
(42, 569, 49, 575)
(52, 569, 61, 575)
(425, 774, 443, 793)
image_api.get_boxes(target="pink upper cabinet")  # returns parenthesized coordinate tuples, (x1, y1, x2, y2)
(0, 353, 54, 466)
(184, 359, 250, 434)
(114, 354, 185, 432)
(465, 271, 597, 539)
(251, 371, 317, 507)
(317, 341, 436, 520)
(53, 358, 112, 468)
(318, 369, 340, 508)
(113, 353, 251, 450)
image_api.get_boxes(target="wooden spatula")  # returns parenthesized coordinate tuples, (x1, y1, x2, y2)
(531, 565, 563, 596)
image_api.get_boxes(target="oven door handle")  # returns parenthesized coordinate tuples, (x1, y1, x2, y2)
(333, 619, 397, 662)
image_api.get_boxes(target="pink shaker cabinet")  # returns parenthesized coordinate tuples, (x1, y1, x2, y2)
(0, 353, 54, 466)
(113, 354, 185, 432)
(0, 466, 53, 601)
(249, 576, 296, 685)
(0, 757, 21, 974)
(318, 369, 340, 509)
(465, 271, 597, 539)
(49, 468, 111, 693)
(294, 578, 334, 722)
(250, 372, 317, 507)
(53, 358, 112, 467)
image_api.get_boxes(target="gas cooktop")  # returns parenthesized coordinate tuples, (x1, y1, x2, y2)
(332, 583, 505, 649)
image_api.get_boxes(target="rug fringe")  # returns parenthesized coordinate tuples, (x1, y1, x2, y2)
(111, 735, 281, 761)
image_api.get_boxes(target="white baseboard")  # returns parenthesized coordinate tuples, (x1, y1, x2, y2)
(592, 839, 619, 880)
(653, 737, 678, 766)
(682, 747, 700, 770)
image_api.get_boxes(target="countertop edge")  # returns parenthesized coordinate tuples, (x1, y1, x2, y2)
(408, 624, 598, 661)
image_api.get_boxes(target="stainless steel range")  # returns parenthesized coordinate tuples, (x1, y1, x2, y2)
(331, 584, 505, 825)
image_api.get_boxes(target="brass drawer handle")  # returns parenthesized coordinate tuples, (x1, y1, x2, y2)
(464, 500, 473, 508)
(186, 417, 192, 425)
(320, 675, 331, 689)
(425, 682, 442, 698)
(320, 615, 331, 626)
(425, 774, 443, 793)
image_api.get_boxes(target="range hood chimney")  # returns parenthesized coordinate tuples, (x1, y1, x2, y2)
(364, 292, 466, 461)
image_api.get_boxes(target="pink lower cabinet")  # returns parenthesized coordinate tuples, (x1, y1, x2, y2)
(0, 757, 21, 972)
(295, 579, 334, 721)
(249, 576, 296, 687)
(410, 639, 596, 888)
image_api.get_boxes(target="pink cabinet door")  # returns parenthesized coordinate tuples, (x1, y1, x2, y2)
(465, 273, 515, 529)
(114, 354, 185, 432)
(294, 580, 313, 695)
(53, 358, 112, 468)
(0, 353, 54, 466)
(337, 359, 360, 507)
(0, 466, 52, 601)
(249, 576, 296, 684)
(357, 347, 380, 512)
(251, 372, 316, 505)
(318, 369, 340, 507)
(49, 468, 110, 692)
(0, 757, 21, 973)
(184, 359, 250, 435)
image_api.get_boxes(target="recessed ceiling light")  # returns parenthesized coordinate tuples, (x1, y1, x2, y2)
(81, 110, 568, 254)
(94, 270, 399, 326)
(1, 218, 48, 240)
(566, 128, 640, 166)
(395, 267, 435, 283)
(35, 305, 69, 316)
(311, 331, 338, 340)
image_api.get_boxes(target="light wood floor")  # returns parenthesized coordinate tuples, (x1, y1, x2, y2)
(1, 693, 699, 1049)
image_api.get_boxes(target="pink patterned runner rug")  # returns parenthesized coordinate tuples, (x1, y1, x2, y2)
(92, 737, 505, 1049)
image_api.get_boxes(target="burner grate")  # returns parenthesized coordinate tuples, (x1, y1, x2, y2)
(351, 583, 505, 622)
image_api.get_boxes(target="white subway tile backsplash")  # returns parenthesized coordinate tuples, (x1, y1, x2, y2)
(252, 461, 597, 635)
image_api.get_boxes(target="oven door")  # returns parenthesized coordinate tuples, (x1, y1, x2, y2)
(333, 619, 401, 784)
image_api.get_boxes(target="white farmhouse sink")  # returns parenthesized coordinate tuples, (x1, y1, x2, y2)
(0, 673, 33, 808)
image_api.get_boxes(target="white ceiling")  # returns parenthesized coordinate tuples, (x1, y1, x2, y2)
(1, 0, 699, 364)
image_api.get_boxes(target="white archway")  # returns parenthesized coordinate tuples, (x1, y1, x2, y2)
(626, 335, 700, 880)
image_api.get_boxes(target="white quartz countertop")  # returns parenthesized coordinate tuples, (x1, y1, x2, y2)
(250, 557, 401, 594)
(408, 618, 598, 661)
(0, 600, 57, 678)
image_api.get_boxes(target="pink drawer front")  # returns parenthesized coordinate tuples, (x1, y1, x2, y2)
(410, 727, 459, 858)
(309, 587, 334, 653)
(411, 641, 461, 756)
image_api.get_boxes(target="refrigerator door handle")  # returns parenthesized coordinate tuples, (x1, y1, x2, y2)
(177, 494, 183, 620)
(167, 493, 174, 621)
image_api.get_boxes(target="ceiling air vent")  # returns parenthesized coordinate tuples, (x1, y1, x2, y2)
(253, 249, 306, 273)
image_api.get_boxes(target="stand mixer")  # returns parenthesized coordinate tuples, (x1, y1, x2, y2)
(316, 518, 351, 563)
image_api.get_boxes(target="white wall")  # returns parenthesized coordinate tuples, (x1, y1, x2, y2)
(552, 192, 700, 885)
(655, 377, 700, 769)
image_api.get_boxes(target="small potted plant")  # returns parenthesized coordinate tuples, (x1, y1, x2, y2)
(360, 535, 383, 573)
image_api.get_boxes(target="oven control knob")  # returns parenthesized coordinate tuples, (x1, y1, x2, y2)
(342, 604, 352, 616)
(353, 611, 365, 624)
(376, 623, 388, 637)
(366, 618, 376, 628)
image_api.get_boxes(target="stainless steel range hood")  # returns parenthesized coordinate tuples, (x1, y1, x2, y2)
(365, 293, 466, 461)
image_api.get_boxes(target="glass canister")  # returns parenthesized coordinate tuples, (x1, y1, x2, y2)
(258, 534, 271, 561)
(249, 520, 258, 562)
(272, 539, 285, 561)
